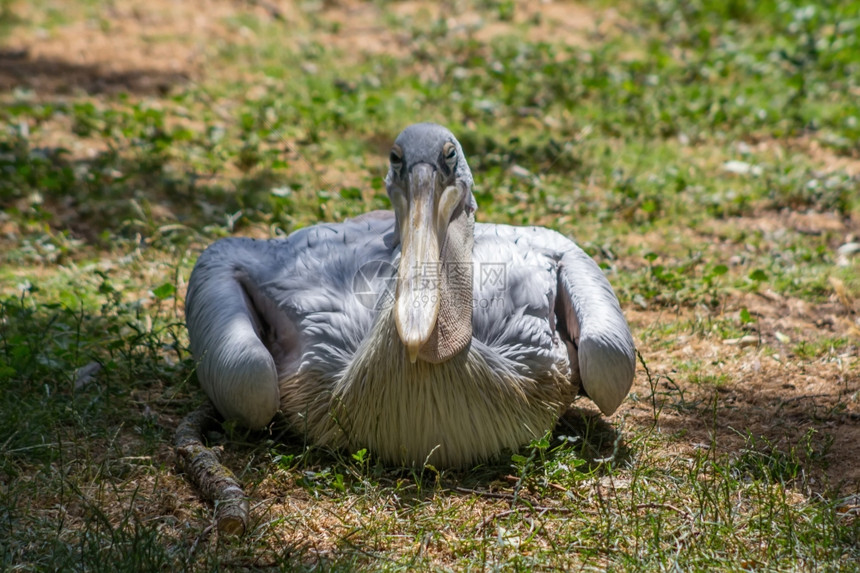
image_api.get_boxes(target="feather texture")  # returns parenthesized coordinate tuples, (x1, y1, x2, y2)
(186, 213, 635, 465)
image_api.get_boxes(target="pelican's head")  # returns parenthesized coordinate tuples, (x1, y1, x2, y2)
(385, 123, 477, 363)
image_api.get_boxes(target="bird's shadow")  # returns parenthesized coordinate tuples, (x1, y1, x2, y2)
(209, 403, 629, 509)
(555, 405, 631, 467)
(454, 405, 630, 489)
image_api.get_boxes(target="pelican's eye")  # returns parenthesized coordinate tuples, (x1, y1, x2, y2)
(442, 142, 457, 170)
(390, 144, 403, 173)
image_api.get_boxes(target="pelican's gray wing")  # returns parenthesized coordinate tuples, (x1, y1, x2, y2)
(471, 224, 635, 415)
(185, 212, 396, 428)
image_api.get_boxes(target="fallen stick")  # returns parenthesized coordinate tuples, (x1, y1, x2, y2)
(175, 401, 249, 535)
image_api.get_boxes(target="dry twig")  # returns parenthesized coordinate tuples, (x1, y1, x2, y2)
(475, 506, 579, 531)
(175, 401, 249, 535)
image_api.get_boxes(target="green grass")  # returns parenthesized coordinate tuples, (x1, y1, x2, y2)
(1, 0, 859, 570)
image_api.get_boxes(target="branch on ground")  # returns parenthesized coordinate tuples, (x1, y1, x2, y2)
(175, 401, 250, 535)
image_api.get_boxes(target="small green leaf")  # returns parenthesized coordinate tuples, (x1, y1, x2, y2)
(749, 269, 768, 282)
(339, 187, 362, 200)
(530, 435, 550, 450)
(152, 282, 176, 299)
(352, 448, 368, 463)
(332, 473, 345, 492)
(739, 308, 753, 324)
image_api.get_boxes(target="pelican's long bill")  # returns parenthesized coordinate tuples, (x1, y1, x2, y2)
(394, 163, 462, 362)
(395, 163, 440, 362)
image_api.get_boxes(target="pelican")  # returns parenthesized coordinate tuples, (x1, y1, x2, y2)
(186, 123, 635, 468)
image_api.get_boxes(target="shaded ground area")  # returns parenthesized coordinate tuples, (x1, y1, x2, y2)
(1, 0, 221, 95)
(0, 50, 187, 94)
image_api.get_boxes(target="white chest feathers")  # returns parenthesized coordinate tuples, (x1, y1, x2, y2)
(279, 312, 574, 467)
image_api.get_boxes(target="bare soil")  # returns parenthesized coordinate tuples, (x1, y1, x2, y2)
(625, 299, 860, 492)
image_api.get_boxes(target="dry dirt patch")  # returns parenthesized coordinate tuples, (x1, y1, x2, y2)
(2, 0, 221, 94)
(304, 0, 619, 61)
(784, 136, 860, 177)
(625, 296, 860, 493)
